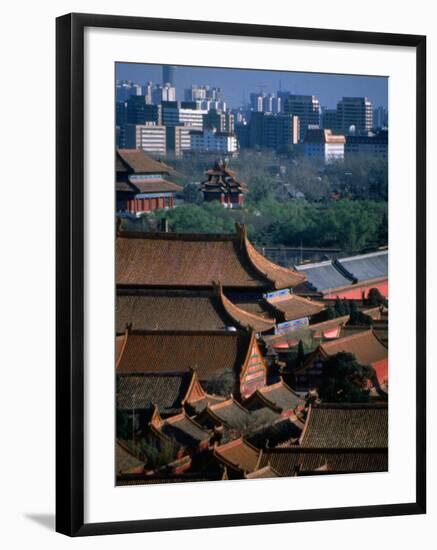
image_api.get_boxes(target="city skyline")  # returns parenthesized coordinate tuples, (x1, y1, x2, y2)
(116, 63, 388, 110)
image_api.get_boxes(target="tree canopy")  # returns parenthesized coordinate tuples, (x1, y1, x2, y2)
(318, 352, 376, 403)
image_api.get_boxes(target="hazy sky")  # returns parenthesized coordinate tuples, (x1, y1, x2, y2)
(116, 63, 388, 110)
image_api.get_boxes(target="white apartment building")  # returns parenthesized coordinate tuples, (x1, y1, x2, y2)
(189, 128, 238, 155)
(124, 123, 167, 156)
(304, 129, 345, 163)
(162, 106, 208, 130)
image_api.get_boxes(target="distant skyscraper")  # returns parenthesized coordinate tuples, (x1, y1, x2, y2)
(126, 96, 162, 125)
(283, 95, 321, 140)
(141, 81, 153, 104)
(337, 97, 373, 135)
(263, 114, 300, 149)
(321, 107, 341, 133)
(263, 94, 274, 113)
(203, 109, 234, 133)
(116, 80, 142, 102)
(162, 65, 176, 86)
(373, 106, 388, 129)
(250, 93, 264, 112)
(152, 84, 176, 104)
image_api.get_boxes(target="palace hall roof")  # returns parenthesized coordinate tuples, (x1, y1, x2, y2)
(116, 178, 182, 195)
(160, 412, 211, 448)
(116, 440, 145, 475)
(337, 250, 388, 282)
(295, 259, 352, 293)
(214, 438, 261, 474)
(258, 447, 388, 476)
(300, 403, 388, 449)
(295, 250, 388, 294)
(116, 372, 192, 415)
(116, 224, 305, 290)
(319, 329, 388, 367)
(117, 148, 173, 175)
(197, 398, 252, 431)
(244, 379, 304, 414)
(266, 292, 325, 322)
(116, 288, 275, 333)
(116, 329, 253, 381)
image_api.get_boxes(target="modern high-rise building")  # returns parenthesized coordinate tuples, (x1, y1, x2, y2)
(283, 95, 321, 140)
(263, 94, 274, 114)
(162, 65, 176, 86)
(166, 126, 192, 158)
(152, 84, 176, 104)
(141, 81, 154, 104)
(345, 130, 388, 158)
(250, 93, 264, 112)
(115, 80, 142, 102)
(124, 123, 167, 156)
(162, 102, 207, 130)
(336, 97, 373, 135)
(203, 109, 235, 133)
(126, 96, 162, 125)
(189, 128, 238, 155)
(321, 108, 341, 133)
(272, 96, 281, 114)
(263, 114, 300, 150)
(373, 106, 388, 129)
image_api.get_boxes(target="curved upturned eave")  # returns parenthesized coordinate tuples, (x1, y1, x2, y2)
(243, 235, 307, 290)
(220, 291, 276, 333)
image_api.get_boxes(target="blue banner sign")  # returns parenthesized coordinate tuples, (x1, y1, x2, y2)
(275, 317, 309, 334)
(264, 288, 291, 301)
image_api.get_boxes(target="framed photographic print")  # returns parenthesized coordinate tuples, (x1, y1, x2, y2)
(56, 12, 426, 536)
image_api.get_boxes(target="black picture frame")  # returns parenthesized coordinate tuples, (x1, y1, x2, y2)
(56, 12, 426, 537)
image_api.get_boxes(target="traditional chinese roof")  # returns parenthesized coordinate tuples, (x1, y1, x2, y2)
(197, 398, 252, 431)
(295, 251, 388, 294)
(116, 224, 305, 290)
(262, 315, 350, 351)
(200, 161, 249, 195)
(295, 260, 352, 293)
(244, 379, 304, 414)
(160, 411, 211, 449)
(117, 148, 172, 175)
(116, 329, 253, 383)
(266, 293, 325, 322)
(248, 416, 304, 449)
(116, 440, 145, 475)
(214, 438, 261, 474)
(337, 251, 388, 282)
(319, 329, 388, 368)
(258, 447, 387, 476)
(116, 372, 193, 415)
(245, 464, 280, 479)
(116, 288, 275, 333)
(300, 403, 388, 449)
(116, 178, 182, 195)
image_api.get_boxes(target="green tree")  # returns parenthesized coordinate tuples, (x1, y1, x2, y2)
(318, 352, 376, 403)
(334, 297, 345, 316)
(297, 339, 305, 366)
(183, 182, 202, 204)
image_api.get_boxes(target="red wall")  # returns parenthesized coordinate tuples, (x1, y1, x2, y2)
(324, 280, 388, 300)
